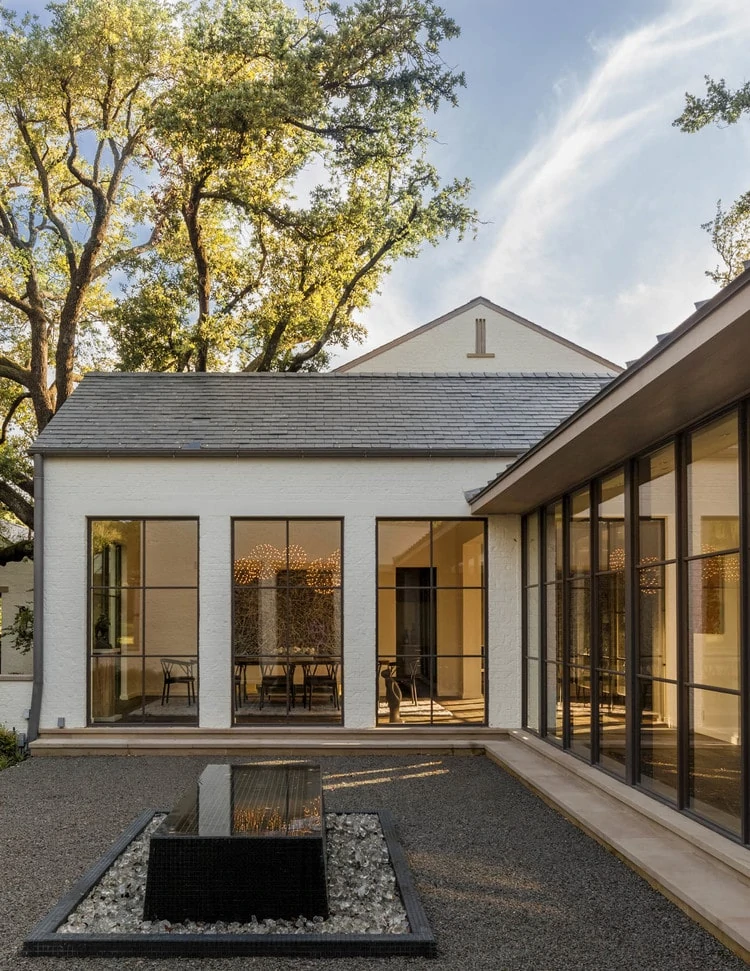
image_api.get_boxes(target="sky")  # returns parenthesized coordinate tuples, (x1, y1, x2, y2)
(9, 0, 750, 370)
(332, 0, 750, 369)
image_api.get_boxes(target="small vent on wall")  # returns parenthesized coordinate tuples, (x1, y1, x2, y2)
(467, 318, 495, 359)
(475, 317, 486, 354)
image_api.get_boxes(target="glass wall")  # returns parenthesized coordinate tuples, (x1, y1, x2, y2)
(89, 519, 198, 725)
(522, 403, 749, 842)
(377, 519, 486, 725)
(232, 519, 342, 725)
(637, 443, 678, 802)
(686, 413, 741, 834)
(568, 487, 591, 757)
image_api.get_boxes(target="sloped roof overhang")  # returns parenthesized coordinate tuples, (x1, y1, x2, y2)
(470, 269, 750, 516)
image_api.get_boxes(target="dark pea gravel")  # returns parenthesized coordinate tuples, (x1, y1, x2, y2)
(0, 754, 746, 971)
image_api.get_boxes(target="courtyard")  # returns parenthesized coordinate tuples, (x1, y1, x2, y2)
(0, 753, 745, 971)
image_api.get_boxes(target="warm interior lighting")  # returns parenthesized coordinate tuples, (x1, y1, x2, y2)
(307, 549, 342, 594)
(700, 546, 740, 583)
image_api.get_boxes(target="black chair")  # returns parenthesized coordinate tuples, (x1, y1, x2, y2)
(396, 655, 419, 706)
(160, 657, 196, 706)
(302, 661, 339, 710)
(258, 660, 294, 709)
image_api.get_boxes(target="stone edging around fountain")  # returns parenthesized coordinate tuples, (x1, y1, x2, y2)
(22, 809, 436, 959)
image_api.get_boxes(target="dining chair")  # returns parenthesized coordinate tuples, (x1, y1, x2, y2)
(160, 657, 196, 706)
(302, 661, 339, 710)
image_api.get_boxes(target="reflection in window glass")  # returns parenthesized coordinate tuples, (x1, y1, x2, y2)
(89, 519, 198, 726)
(638, 444, 676, 563)
(599, 470, 625, 571)
(545, 502, 563, 582)
(639, 679, 678, 803)
(687, 555, 740, 691)
(689, 688, 741, 835)
(232, 520, 343, 726)
(687, 412, 739, 558)
(569, 488, 590, 576)
(377, 519, 486, 727)
(638, 564, 677, 680)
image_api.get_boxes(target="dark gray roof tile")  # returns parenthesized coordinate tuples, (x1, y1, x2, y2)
(31, 372, 613, 456)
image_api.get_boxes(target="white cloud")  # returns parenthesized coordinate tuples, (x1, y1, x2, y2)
(339, 0, 750, 369)
(478, 0, 750, 302)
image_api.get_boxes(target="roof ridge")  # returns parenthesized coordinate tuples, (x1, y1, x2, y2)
(80, 370, 614, 380)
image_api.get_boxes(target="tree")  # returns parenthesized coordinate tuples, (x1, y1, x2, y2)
(111, 0, 476, 372)
(674, 76, 750, 285)
(0, 0, 173, 529)
(0, 0, 476, 551)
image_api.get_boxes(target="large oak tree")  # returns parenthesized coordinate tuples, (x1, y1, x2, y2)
(0, 0, 476, 552)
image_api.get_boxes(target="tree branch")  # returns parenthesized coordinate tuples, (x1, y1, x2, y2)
(0, 539, 34, 565)
(287, 204, 420, 370)
(0, 394, 31, 444)
(0, 479, 34, 530)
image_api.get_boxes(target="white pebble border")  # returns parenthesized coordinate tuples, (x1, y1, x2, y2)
(59, 813, 410, 936)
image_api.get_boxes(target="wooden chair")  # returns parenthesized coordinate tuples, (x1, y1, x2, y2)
(160, 657, 196, 706)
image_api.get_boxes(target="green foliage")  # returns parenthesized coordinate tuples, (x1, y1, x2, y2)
(0, 0, 477, 533)
(2, 603, 33, 655)
(675, 77, 750, 284)
(0, 724, 23, 770)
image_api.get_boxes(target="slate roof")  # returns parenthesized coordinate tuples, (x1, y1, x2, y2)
(30, 372, 614, 457)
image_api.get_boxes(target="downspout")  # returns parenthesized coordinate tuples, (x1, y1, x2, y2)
(28, 454, 44, 743)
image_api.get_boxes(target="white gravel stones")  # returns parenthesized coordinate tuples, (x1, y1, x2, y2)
(60, 813, 410, 937)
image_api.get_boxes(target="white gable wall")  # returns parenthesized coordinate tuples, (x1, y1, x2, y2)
(342, 303, 617, 374)
(40, 455, 521, 733)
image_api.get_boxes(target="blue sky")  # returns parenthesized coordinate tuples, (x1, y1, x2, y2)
(9, 0, 750, 369)
(334, 0, 750, 368)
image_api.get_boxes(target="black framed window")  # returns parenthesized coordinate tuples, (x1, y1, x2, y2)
(377, 519, 486, 726)
(522, 399, 750, 843)
(232, 519, 342, 725)
(88, 519, 198, 725)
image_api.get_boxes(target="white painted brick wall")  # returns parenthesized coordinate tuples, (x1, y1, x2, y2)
(41, 455, 522, 731)
(344, 305, 617, 374)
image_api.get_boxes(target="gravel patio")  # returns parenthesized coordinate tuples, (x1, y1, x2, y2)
(0, 753, 745, 971)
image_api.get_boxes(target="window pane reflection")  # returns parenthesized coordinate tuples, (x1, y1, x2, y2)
(597, 572, 626, 672)
(598, 675, 626, 777)
(638, 563, 677, 679)
(568, 578, 590, 667)
(687, 412, 739, 557)
(689, 688, 741, 835)
(526, 586, 539, 660)
(569, 487, 590, 576)
(526, 658, 540, 732)
(639, 678, 678, 803)
(687, 554, 740, 690)
(526, 512, 539, 585)
(89, 519, 198, 727)
(638, 445, 676, 562)
(376, 519, 486, 727)
(545, 503, 563, 582)
(546, 662, 563, 742)
(545, 584, 563, 663)
(569, 665, 591, 758)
